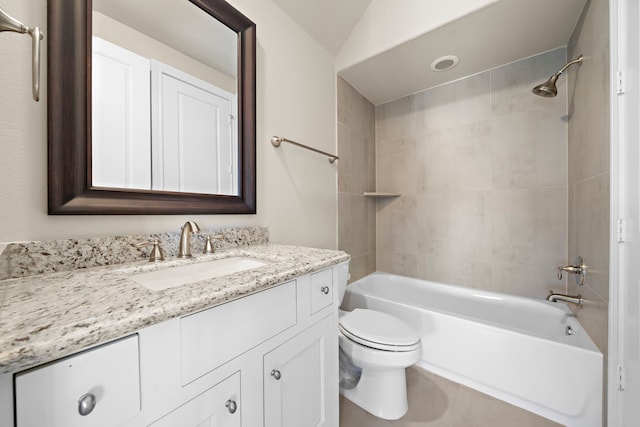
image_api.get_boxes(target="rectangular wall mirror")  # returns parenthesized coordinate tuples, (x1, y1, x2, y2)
(48, 0, 256, 214)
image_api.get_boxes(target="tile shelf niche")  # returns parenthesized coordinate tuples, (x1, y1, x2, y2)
(363, 192, 401, 197)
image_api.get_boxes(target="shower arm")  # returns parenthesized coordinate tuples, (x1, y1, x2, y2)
(0, 6, 44, 102)
(554, 56, 583, 77)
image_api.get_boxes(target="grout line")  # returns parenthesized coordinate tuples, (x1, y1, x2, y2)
(569, 170, 609, 187)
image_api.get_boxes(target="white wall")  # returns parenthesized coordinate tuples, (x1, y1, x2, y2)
(0, 0, 337, 249)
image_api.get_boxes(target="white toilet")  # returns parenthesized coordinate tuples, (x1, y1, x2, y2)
(337, 267, 422, 420)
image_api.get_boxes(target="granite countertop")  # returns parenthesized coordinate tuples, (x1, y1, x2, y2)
(0, 244, 349, 374)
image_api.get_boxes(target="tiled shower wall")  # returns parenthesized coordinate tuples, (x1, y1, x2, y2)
(375, 48, 570, 299)
(337, 77, 376, 282)
(567, 0, 609, 355)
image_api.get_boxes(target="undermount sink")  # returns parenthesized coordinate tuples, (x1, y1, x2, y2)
(133, 257, 271, 291)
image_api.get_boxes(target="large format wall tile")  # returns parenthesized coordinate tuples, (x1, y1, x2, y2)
(338, 76, 373, 138)
(568, 0, 610, 183)
(490, 103, 568, 189)
(416, 72, 491, 134)
(338, 192, 370, 258)
(376, 95, 417, 142)
(416, 192, 492, 262)
(417, 121, 492, 193)
(569, 173, 609, 301)
(338, 123, 369, 194)
(567, 0, 610, 360)
(376, 250, 418, 277)
(377, 197, 418, 254)
(490, 188, 567, 268)
(377, 137, 418, 195)
(337, 77, 376, 282)
(490, 47, 567, 116)
(375, 49, 569, 299)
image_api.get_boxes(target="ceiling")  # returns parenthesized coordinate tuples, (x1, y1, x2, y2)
(93, 0, 237, 78)
(272, 0, 373, 54)
(275, 0, 587, 105)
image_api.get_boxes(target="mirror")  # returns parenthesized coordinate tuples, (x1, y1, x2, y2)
(92, 0, 239, 195)
(48, 0, 256, 214)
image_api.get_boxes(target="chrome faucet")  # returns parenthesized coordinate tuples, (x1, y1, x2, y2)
(547, 291, 583, 308)
(178, 221, 200, 258)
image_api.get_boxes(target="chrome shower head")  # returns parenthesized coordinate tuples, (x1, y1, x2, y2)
(532, 55, 583, 98)
(532, 73, 561, 97)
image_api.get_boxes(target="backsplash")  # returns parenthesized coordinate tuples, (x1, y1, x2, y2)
(0, 226, 268, 280)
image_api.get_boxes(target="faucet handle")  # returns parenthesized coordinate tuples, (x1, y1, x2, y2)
(557, 256, 587, 285)
(203, 235, 224, 254)
(136, 240, 164, 262)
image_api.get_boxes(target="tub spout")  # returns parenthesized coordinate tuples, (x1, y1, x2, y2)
(547, 291, 583, 308)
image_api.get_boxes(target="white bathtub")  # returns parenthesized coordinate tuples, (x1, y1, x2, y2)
(342, 272, 603, 427)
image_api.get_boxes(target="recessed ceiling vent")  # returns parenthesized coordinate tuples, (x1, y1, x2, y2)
(430, 55, 459, 72)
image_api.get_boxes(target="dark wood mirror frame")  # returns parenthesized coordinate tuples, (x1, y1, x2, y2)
(47, 0, 256, 214)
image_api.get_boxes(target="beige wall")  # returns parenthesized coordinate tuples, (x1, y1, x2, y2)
(337, 77, 376, 282)
(0, 0, 337, 249)
(93, 11, 236, 93)
(375, 48, 569, 299)
(567, 0, 610, 355)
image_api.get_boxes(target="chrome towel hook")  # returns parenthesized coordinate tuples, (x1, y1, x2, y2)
(0, 5, 44, 101)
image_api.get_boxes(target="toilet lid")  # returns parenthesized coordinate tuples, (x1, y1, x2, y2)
(339, 309, 421, 351)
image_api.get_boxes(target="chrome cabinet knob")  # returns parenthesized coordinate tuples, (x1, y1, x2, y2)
(225, 399, 238, 414)
(320, 286, 330, 295)
(271, 369, 281, 380)
(78, 393, 96, 416)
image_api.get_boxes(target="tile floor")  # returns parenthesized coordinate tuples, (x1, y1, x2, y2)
(339, 366, 563, 427)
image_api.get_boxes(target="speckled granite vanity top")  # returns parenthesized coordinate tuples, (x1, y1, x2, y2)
(0, 239, 349, 374)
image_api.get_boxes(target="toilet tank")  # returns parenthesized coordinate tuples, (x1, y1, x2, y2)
(336, 261, 350, 305)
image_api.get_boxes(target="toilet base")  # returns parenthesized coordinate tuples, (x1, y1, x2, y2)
(341, 367, 408, 420)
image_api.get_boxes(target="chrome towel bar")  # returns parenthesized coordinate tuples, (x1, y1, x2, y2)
(0, 5, 43, 101)
(271, 136, 339, 164)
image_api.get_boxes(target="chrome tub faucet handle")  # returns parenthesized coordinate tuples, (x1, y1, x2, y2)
(557, 256, 588, 286)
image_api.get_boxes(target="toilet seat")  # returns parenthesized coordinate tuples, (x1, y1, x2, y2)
(339, 309, 421, 352)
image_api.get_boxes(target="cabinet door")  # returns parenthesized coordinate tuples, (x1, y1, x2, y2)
(149, 372, 241, 427)
(264, 315, 336, 427)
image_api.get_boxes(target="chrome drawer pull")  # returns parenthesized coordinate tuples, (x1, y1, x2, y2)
(320, 286, 330, 295)
(271, 369, 281, 380)
(225, 399, 238, 414)
(78, 393, 96, 416)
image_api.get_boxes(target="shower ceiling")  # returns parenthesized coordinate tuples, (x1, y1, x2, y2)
(275, 0, 587, 105)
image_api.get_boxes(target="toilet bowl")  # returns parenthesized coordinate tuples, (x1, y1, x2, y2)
(338, 308, 422, 420)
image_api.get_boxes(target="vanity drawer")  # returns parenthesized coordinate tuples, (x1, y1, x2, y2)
(15, 335, 140, 427)
(310, 268, 333, 314)
(181, 280, 297, 385)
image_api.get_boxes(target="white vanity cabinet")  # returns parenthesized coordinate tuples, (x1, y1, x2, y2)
(149, 372, 241, 427)
(4, 263, 345, 427)
(14, 335, 141, 427)
(264, 315, 334, 427)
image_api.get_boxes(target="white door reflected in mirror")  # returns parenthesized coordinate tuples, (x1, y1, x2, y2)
(151, 60, 237, 195)
(91, 0, 239, 196)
